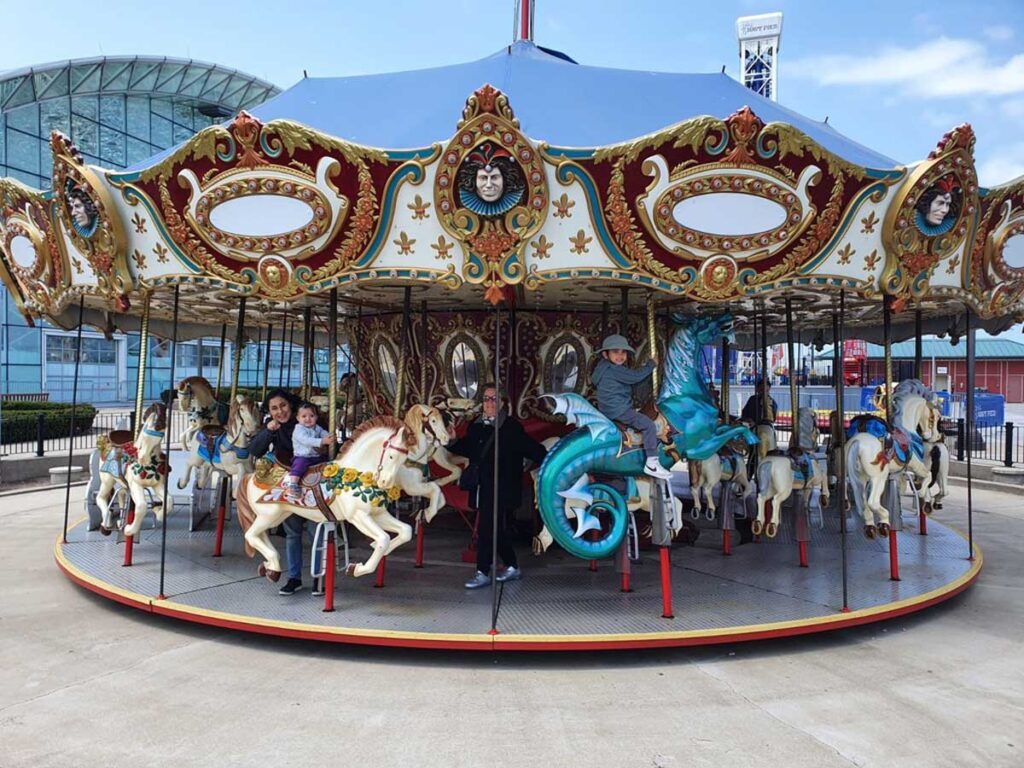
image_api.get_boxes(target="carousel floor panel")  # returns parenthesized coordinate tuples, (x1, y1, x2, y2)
(56, 501, 980, 651)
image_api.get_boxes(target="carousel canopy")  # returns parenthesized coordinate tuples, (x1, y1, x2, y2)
(2, 35, 1024, 343)
(248, 41, 896, 168)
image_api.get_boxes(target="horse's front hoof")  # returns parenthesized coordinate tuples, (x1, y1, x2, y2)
(765, 522, 778, 539)
(751, 520, 763, 535)
(864, 525, 877, 539)
(878, 523, 891, 537)
(933, 503, 942, 510)
(258, 564, 281, 583)
(345, 563, 358, 577)
(99, 525, 111, 536)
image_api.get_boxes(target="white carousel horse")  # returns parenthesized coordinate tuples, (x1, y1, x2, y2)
(753, 408, 829, 538)
(236, 416, 414, 581)
(892, 380, 945, 513)
(845, 383, 937, 538)
(394, 403, 466, 522)
(690, 446, 753, 520)
(96, 403, 171, 538)
(177, 394, 262, 498)
(176, 376, 224, 453)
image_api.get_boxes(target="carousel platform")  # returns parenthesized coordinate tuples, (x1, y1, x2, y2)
(55, 493, 982, 651)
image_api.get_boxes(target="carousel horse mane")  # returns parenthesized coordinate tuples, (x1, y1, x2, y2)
(894, 378, 933, 400)
(177, 376, 215, 397)
(142, 402, 167, 432)
(226, 395, 257, 432)
(660, 314, 731, 404)
(337, 415, 413, 461)
(404, 403, 429, 433)
(796, 407, 817, 450)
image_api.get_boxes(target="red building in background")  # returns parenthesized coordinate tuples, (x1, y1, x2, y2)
(855, 339, 1024, 402)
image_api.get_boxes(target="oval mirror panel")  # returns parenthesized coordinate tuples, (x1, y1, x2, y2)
(673, 193, 789, 236)
(377, 343, 398, 398)
(208, 195, 314, 237)
(1003, 233, 1024, 269)
(550, 342, 580, 393)
(450, 341, 479, 399)
(9, 235, 36, 268)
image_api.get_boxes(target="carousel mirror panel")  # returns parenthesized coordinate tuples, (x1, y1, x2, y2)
(444, 332, 484, 402)
(545, 333, 585, 394)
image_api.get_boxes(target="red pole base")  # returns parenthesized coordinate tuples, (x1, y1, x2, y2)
(919, 510, 928, 536)
(798, 540, 809, 568)
(588, 528, 597, 571)
(487, 628, 500, 636)
(722, 529, 732, 556)
(415, 519, 425, 568)
(122, 505, 135, 567)
(888, 528, 900, 581)
(323, 532, 336, 612)
(621, 572, 631, 593)
(213, 481, 227, 557)
(659, 546, 674, 619)
(375, 556, 386, 588)
(840, 606, 851, 613)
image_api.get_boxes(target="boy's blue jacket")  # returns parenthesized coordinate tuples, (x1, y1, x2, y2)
(591, 359, 656, 419)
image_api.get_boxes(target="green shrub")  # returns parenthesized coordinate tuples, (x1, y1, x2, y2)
(0, 402, 98, 445)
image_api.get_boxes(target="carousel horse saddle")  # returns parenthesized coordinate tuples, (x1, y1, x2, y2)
(199, 424, 226, 441)
(612, 421, 645, 449)
(255, 461, 338, 519)
(107, 430, 134, 447)
(848, 414, 887, 439)
(766, 448, 814, 479)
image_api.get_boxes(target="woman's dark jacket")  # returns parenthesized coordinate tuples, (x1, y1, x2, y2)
(448, 414, 547, 511)
(249, 418, 297, 466)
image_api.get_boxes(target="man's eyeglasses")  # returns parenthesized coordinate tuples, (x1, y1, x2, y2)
(483, 396, 498, 402)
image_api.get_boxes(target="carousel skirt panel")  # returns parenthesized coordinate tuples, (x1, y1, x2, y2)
(55, 508, 980, 652)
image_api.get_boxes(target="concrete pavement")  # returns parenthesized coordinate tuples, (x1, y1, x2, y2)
(0, 484, 1021, 768)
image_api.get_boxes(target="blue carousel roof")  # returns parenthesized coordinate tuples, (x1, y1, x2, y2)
(249, 41, 897, 168)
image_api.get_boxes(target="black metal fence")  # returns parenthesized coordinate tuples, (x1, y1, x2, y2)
(0, 408, 192, 458)
(944, 419, 1024, 467)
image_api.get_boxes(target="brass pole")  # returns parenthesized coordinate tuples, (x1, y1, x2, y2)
(786, 299, 798, 444)
(883, 295, 894, 427)
(914, 308, 923, 380)
(419, 300, 428, 403)
(261, 321, 273, 403)
(646, 292, 658, 394)
(214, 322, 227, 402)
(394, 287, 412, 414)
(328, 289, 338, 458)
(302, 306, 312, 401)
(229, 297, 247, 404)
(721, 336, 730, 417)
(133, 293, 152, 438)
(761, 305, 770, 422)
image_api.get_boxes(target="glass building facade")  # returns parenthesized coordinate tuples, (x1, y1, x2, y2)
(0, 57, 293, 403)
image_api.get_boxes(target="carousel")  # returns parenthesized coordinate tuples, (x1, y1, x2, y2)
(3, 28, 1018, 650)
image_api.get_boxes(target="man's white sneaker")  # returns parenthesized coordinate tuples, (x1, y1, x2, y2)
(644, 460, 673, 480)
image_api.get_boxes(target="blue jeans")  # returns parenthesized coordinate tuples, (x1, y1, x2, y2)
(284, 514, 305, 581)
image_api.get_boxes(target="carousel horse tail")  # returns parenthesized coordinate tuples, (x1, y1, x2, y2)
(757, 458, 773, 496)
(235, 475, 257, 558)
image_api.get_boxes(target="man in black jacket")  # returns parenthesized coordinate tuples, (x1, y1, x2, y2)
(448, 385, 547, 589)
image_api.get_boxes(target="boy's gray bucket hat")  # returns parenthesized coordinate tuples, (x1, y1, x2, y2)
(596, 334, 636, 355)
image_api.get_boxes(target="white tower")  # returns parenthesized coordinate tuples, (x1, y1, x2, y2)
(736, 12, 783, 101)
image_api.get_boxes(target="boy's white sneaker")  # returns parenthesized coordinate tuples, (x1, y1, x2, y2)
(644, 459, 673, 480)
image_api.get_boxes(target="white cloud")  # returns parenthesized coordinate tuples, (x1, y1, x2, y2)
(976, 144, 1024, 187)
(984, 25, 1014, 41)
(788, 36, 1024, 98)
(1001, 98, 1024, 118)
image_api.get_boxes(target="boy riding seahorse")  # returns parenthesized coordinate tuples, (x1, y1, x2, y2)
(591, 334, 672, 480)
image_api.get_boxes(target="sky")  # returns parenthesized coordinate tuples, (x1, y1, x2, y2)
(2, 0, 1022, 184)
(1, 0, 1022, 336)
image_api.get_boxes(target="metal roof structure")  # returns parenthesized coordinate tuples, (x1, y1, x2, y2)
(0, 56, 278, 114)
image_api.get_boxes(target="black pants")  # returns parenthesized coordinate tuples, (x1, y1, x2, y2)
(476, 502, 517, 574)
